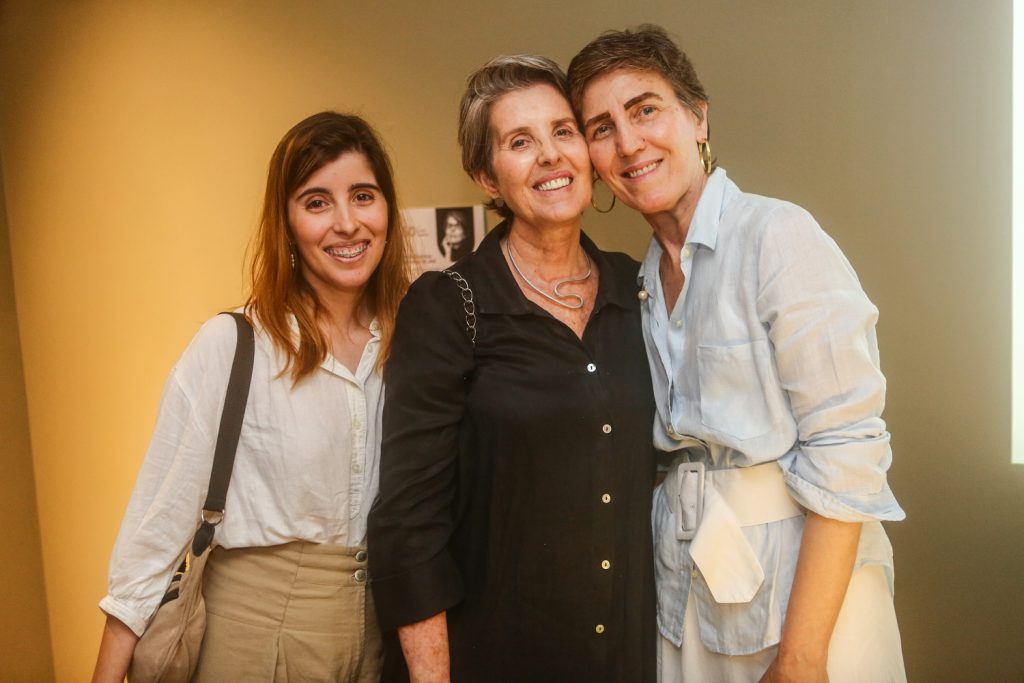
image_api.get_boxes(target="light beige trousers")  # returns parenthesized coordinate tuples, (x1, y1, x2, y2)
(192, 541, 382, 683)
(658, 564, 906, 683)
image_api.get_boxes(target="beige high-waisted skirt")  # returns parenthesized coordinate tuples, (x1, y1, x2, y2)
(191, 542, 382, 683)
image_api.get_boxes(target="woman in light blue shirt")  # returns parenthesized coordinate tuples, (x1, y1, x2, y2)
(569, 26, 906, 683)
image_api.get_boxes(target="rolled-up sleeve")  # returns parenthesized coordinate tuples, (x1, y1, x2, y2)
(368, 273, 474, 630)
(100, 315, 237, 635)
(100, 371, 214, 636)
(756, 205, 904, 522)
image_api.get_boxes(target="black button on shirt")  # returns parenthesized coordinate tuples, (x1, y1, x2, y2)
(369, 222, 657, 682)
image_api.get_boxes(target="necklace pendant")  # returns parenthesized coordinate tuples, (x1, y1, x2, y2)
(505, 237, 593, 310)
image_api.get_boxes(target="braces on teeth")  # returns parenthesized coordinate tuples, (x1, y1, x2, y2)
(326, 243, 368, 257)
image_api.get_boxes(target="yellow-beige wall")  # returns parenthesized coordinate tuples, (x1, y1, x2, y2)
(1, 1, 1021, 680)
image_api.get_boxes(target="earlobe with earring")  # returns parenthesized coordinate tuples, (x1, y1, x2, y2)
(698, 139, 713, 176)
(494, 197, 505, 209)
(590, 177, 616, 214)
(289, 244, 297, 270)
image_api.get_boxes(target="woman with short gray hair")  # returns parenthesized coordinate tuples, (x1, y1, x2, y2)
(369, 54, 658, 682)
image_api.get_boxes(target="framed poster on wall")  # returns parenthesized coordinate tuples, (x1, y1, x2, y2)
(401, 205, 485, 275)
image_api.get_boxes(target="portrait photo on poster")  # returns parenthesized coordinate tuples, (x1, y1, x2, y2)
(401, 205, 485, 275)
(436, 207, 474, 262)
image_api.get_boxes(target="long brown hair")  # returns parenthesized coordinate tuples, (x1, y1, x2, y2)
(246, 111, 410, 382)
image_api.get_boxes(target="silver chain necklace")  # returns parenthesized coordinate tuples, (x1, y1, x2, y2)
(504, 237, 593, 310)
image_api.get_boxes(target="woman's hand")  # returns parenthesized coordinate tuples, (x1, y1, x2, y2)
(757, 652, 829, 683)
(756, 512, 861, 683)
(91, 614, 138, 683)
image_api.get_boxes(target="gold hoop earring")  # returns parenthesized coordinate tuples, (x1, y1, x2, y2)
(590, 178, 617, 214)
(698, 140, 713, 175)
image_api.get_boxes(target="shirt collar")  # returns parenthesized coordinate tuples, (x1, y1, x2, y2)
(637, 166, 734, 287)
(468, 220, 639, 315)
(286, 312, 381, 340)
(688, 166, 730, 251)
(284, 312, 380, 379)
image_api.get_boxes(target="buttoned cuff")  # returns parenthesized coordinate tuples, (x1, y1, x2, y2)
(98, 594, 148, 638)
(779, 438, 906, 522)
(371, 552, 465, 631)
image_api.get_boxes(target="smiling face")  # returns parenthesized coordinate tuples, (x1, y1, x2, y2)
(580, 68, 708, 220)
(288, 151, 388, 302)
(475, 83, 592, 231)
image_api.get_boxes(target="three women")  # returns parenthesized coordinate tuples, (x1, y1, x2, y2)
(93, 112, 409, 682)
(95, 25, 905, 683)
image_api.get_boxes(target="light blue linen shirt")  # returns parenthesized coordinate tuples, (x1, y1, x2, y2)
(643, 168, 905, 654)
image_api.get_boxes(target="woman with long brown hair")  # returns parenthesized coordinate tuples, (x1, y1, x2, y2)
(92, 111, 410, 682)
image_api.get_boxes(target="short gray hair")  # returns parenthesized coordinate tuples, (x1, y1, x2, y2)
(457, 54, 570, 219)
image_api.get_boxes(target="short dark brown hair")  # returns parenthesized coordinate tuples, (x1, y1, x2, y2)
(568, 24, 708, 123)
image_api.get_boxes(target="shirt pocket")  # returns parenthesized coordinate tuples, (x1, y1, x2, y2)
(690, 516, 804, 655)
(697, 340, 784, 441)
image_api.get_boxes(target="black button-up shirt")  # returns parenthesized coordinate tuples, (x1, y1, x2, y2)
(369, 221, 656, 682)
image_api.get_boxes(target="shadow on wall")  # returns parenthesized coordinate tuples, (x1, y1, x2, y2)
(0, 156, 55, 680)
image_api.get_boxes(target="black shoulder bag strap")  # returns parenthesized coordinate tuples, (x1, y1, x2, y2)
(190, 311, 255, 556)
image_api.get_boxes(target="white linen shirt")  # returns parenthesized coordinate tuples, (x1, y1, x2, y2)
(99, 312, 383, 637)
(644, 168, 905, 654)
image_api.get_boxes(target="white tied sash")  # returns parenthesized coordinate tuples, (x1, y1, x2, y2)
(666, 458, 804, 604)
